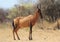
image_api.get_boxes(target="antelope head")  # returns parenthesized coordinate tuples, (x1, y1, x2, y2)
(37, 5, 43, 19)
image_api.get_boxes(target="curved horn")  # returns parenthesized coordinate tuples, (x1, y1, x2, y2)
(37, 4, 41, 9)
(37, 5, 39, 9)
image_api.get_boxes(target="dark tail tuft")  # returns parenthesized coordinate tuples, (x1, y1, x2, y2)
(12, 21, 16, 30)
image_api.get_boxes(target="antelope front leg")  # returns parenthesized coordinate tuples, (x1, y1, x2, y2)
(29, 23, 32, 40)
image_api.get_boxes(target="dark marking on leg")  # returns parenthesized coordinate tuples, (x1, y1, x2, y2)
(29, 22, 32, 40)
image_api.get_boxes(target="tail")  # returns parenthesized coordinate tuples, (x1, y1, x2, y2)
(12, 21, 17, 30)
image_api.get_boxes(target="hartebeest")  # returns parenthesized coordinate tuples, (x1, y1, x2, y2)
(12, 6, 43, 40)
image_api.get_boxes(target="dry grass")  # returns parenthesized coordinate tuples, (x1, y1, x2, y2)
(0, 20, 60, 42)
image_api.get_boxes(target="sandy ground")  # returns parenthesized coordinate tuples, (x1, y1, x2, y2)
(0, 21, 60, 42)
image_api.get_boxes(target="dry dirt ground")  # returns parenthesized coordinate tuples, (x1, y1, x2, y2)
(0, 20, 60, 42)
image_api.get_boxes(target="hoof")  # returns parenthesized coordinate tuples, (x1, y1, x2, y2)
(14, 38, 16, 40)
(29, 37, 32, 40)
(18, 38, 20, 40)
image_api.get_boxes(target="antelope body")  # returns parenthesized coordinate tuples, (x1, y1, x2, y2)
(12, 6, 43, 40)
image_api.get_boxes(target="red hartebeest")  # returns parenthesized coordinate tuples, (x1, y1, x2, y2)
(12, 6, 43, 40)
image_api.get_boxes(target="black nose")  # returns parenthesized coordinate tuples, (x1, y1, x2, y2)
(38, 9, 41, 13)
(40, 11, 43, 19)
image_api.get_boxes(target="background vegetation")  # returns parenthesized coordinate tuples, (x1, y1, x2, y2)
(0, 0, 60, 23)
